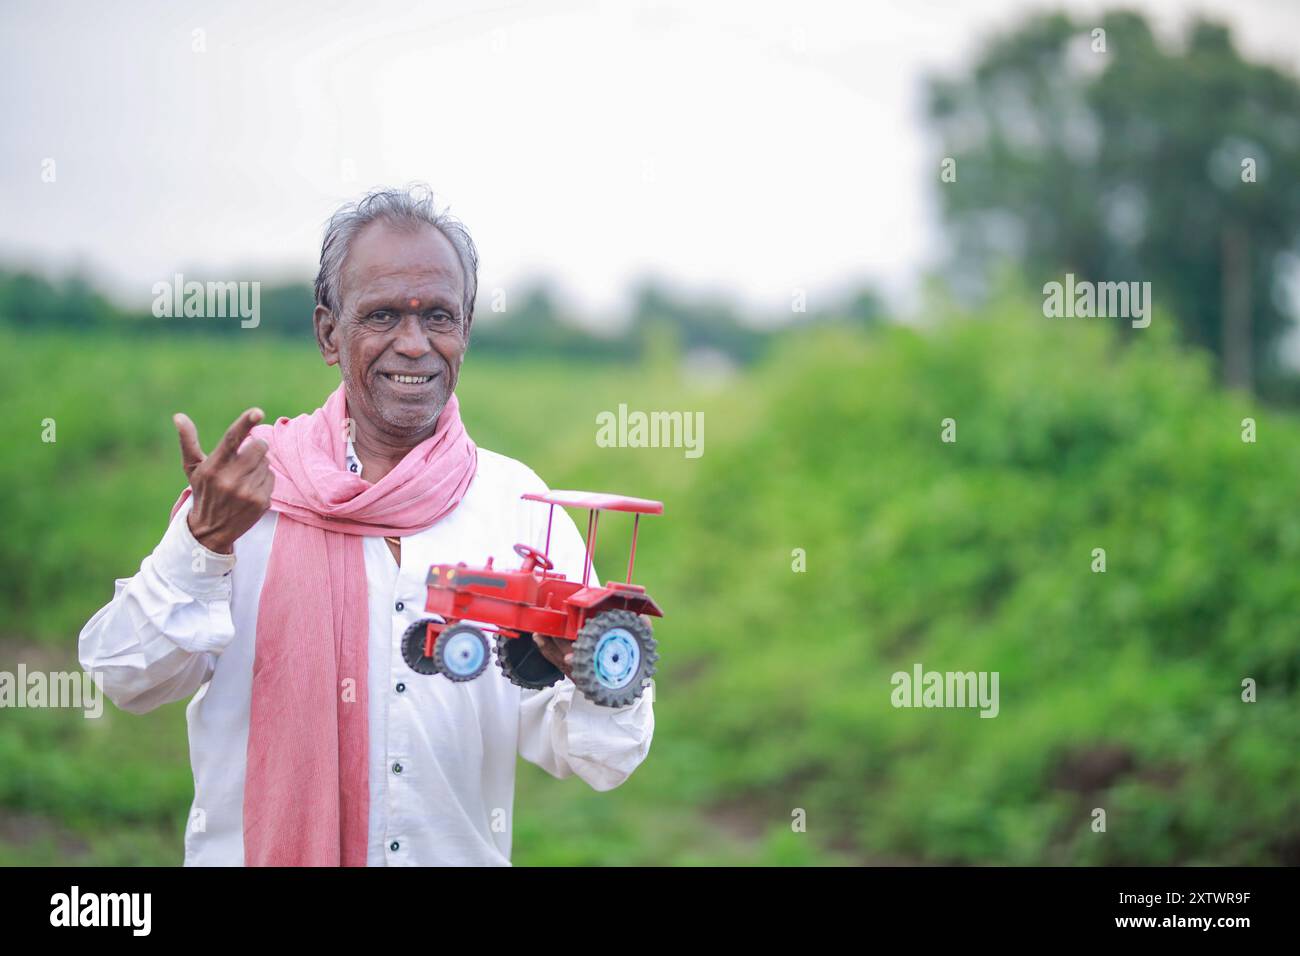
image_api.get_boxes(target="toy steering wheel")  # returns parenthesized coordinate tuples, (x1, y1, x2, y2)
(514, 542, 555, 572)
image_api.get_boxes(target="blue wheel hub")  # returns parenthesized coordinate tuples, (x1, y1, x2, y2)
(594, 628, 641, 689)
(443, 630, 486, 677)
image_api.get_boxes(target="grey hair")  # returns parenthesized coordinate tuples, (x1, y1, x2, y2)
(314, 184, 479, 323)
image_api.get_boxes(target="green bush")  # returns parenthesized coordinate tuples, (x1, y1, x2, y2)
(644, 299, 1299, 864)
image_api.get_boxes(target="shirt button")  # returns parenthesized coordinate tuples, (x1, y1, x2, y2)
(396, 682, 406, 693)
(395, 601, 404, 612)
(389, 841, 400, 852)
(393, 762, 403, 775)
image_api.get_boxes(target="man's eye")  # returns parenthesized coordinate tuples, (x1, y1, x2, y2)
(425, 312, 459, 329)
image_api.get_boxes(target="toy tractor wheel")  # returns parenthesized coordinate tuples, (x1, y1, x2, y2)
(571, 610, 657, 707)
(401, 619, 441, 675)
(435, 624, 491, 682)
(495, 632, 564, 690)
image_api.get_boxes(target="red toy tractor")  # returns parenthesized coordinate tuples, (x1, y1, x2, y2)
(401, 490, 663, 707)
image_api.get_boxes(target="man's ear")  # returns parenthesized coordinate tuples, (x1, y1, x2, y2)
(314, 304, 340, 366)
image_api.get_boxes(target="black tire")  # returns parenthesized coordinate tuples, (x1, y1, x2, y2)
(434, 624, 491, 682)
(495, 632, 564, 690)
(570, 610, 657, 707)
(402, 619, 441, 675)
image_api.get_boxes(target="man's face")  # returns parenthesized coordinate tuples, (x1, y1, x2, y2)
(315, 219, 471, 444)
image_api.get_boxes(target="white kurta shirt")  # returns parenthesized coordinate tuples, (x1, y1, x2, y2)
(78, 443, 655, 866)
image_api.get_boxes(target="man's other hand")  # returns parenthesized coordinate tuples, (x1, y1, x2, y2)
(532, 635, 574, 679)
(173, 408, 274, 554)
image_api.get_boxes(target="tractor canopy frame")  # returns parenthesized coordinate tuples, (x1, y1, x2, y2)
(521, 490, 664, 587)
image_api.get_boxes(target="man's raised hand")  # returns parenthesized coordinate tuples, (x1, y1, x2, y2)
(173, 408, 274, 554)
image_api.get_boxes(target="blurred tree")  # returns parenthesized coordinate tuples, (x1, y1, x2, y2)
(927, 10, 1300, 393)
(628, 280, 767, 363)
(0, 269, 118, 328)
(254, 281, 316, 338)
(469, 281, 639, 361)
(842, 287, 886, 327)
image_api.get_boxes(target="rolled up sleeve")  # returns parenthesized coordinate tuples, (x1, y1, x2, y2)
(78, 496, 238, 714)
(518, 677, 655, 790)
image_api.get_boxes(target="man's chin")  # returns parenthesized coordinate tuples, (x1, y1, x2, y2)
(375, 398, 448, 440)
(343, 378, 451, 444)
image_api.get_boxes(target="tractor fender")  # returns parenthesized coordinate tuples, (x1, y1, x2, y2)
(567, 586, 664, 619)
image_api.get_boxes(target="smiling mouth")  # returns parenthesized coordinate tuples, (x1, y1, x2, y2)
(381, 373, 437, 385)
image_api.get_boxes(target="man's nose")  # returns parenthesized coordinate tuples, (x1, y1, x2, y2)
(392, 314, 432, 356)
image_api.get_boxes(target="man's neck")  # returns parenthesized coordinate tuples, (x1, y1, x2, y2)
(351, 427, 428, 484)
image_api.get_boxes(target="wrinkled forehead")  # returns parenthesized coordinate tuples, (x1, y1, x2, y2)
(340, 220, 466, 310)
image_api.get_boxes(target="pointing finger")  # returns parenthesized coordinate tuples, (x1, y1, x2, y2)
(173, 413, 206, 475)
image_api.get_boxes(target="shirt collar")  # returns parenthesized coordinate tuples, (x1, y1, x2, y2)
(345, 439, 363, 477)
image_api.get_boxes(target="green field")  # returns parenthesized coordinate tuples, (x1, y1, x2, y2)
(1, 299, 1297, 865)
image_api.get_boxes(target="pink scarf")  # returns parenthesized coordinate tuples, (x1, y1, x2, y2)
(170, 383, 477, 866)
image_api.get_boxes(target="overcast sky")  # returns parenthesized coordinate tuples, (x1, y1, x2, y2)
(3, 0, 1298, 323)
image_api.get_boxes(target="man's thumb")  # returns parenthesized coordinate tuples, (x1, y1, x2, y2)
(173, 413, 205, 470)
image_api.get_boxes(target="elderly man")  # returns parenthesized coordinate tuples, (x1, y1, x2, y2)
(78, 186, 655, 866)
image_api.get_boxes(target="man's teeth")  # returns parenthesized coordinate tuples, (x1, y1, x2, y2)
(386, 374, 432, 384)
